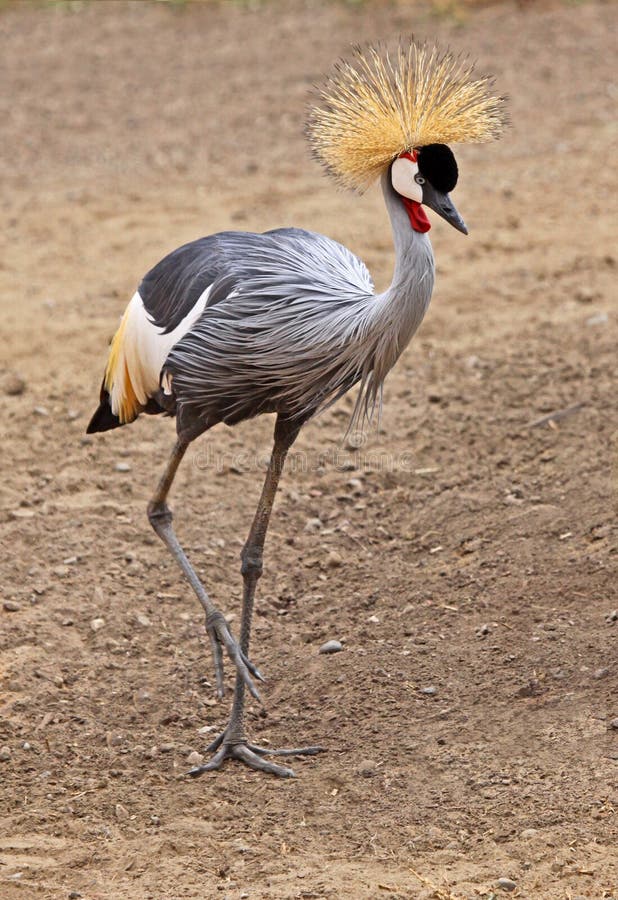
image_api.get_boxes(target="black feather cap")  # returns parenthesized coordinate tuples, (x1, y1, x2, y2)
(417, 144, 458, 193)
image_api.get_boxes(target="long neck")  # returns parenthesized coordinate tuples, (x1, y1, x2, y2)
(339, 174, 437, 432)
(366, 174, 435, 380)
(381, 170, 435, 306)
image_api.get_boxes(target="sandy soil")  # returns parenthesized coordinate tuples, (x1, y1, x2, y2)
(0, 1, 616, 898)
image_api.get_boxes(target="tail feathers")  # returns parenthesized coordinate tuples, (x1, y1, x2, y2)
(86, 383, 167, 434)
(86, 384, 128, 433)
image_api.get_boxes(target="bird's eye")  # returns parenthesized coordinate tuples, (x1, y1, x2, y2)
(415, 174, 425, 185)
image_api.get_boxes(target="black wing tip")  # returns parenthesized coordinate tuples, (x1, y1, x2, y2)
(86, 402, 122, 434)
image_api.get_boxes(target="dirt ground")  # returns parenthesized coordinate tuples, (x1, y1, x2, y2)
(0, 1, 616, 898)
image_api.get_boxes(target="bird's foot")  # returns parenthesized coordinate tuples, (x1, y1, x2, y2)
(205, 610, 264, 702)
(188, 732, 325, 778)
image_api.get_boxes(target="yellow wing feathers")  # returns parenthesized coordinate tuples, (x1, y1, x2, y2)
(103, 304, 141, 424)
(102, 288, 211, 425)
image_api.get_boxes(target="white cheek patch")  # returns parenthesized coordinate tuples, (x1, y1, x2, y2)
(391, 157, 423, 203)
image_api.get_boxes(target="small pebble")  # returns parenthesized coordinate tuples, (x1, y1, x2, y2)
(585, 312, 608, 326)
(186, 750, 204, 767)
(326, 550, 343, 568)
(593, 667, 609, 680)
(606, 610, 618, 624)
(319, 640, 343, 654)
(367, 614, 380, 624)
(520, 828, 538, 838)
(90, 617, 106, 632)
(346, 478, 364, 495)
(2, 372, 26, 396)
(114, 462, 131, 473)
(304, 517, 322, 532)
(3, 600, 21, 612)
(496, 877, 517, 892)
(357, 759, 378, 777)
(9, 509, 34, 519)
(115, 803, 129, 820)
(33, 405, 49, 416)
(68, 892, 83, 899)
(609, 718, 618, 730)
(419, 686, 437, 696)
(476, 623, 491, 637)
(135, 612, 151, 627)
(158, 743, 175, 753)
(575, 287, 595, 303)
(0, 746, 11, 761)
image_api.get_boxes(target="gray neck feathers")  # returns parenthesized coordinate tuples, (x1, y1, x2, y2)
(349, 173, 434, 427)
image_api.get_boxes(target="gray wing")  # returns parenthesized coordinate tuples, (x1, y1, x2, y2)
(138, 236, 222, 334)
(163, 228, 376, 429)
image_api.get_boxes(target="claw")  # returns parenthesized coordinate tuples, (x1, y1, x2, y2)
(187, 741, 299, 778)
(194, 734, 325, 776)
(241, 650, 265, 683)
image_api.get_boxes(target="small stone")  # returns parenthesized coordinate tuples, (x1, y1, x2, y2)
(90, 617, 106, 632)
(606, 610, 618, 624)
(158, 743, 175, 753)
(609, 718, 618, 730)
(114, 462, 131, 473)
(326, 550, 343, 568)
(575, 287, 595, 303)
(476, 623, 491, 637)
(33, 405, 49, 416)
(150, 815, 160, 825)
(115, 803, 129, 820)
(3, 600, 21, 612)
(593, 667, 609, 680)
(520, 828, 538, 838)
(497, 877, 517, 892)
(319, 640, 343, 654)
(2, 372, 26, 396)
(9, 509, 34, 519)
(585, 312, 608, 326)
(53, 565, 70, 577)
(367, 614, 380, 624)
(68, 892, 83, 899)
(135, 612, 151, 627)
(466, 354, 482, 369)
(419, 686, 437, 696)
(304, 517, 323, 532)
(187, 750, 204, 767)
(347, 478, 364, 495)
(357, 759, 378, 777)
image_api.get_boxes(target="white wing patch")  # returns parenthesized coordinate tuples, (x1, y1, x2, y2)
(105, 286, 211, 423)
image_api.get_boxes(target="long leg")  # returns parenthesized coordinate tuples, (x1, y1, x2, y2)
(189, 415, 324, 777)
(148, 438, 263, 700)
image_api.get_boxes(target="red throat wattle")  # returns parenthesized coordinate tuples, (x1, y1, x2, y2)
(402, 197, 431, 233)
(398, 149, 431, 234)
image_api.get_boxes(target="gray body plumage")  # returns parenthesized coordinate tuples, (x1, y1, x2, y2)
(163, 174, 435, 437)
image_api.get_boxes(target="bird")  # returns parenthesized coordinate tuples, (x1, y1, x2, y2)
(87, 41, 506, 777)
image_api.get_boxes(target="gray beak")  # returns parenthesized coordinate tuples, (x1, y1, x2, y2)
(422, 183, 468, 235)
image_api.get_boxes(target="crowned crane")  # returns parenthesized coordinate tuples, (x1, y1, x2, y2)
(87, 42, 506, 777)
